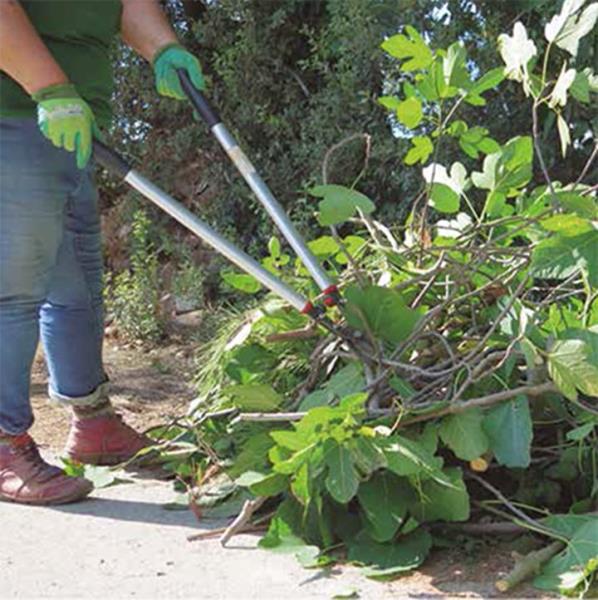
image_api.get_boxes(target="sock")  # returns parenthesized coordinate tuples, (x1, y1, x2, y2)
(0, 430, 32, 446)
(71, 399, 115, 419)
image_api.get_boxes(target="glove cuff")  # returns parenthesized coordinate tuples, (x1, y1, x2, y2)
(31, 83, 80, 103)
(152, 42, 185, 67)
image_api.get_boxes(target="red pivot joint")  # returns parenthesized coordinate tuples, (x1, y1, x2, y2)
(322, 285, 341, 307)
(301, 301, 324, 320)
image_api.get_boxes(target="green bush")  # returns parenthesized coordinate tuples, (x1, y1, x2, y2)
(105, 209, 166, 342)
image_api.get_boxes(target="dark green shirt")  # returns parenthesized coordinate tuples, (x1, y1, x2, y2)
(0, 0, 122, 128)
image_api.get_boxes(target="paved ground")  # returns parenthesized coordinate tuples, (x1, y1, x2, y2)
(1, 473, 552, 600)
(0, 477, 406, 600)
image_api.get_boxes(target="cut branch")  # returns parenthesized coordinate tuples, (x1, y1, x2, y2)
(495, 541, 564, 593)
(219, 497, 267, 546)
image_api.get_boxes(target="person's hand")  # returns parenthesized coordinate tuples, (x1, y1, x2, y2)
(152, 43, 205, 99)
(33, 83, 97, 169)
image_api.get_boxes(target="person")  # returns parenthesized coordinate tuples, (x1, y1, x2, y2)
(0, 0, 206, 505)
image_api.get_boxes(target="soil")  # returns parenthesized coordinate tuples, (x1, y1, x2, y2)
(30, 312, 202, 451)
(21, 312, 555, 599)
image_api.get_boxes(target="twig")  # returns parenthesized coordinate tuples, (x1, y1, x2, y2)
(531, 100, 558, 202)
(265, 325, 319, 343)
(187, 523, 266, 542)
(495, 541, 564, 593)
(398, 382, 556, 427)
(220, 497, 267, 547)
(233, 411, 306, 423)
(575, 143, 598, 186)
(436, 521, 526, 536)
(467, 473, 556, 538)
(321, 133, 370, 185)
(289, 336, 337, 409)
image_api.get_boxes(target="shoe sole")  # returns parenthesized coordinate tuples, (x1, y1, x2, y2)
(0, 484, 93, 506)
(66, 449, 159, 468)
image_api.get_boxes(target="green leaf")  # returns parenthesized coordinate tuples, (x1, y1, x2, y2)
(236, 470, 288, 497)
(225, 344, 275, 384)
(81, 465, 126, 489)
(473, 137, 533, 199)
(308, 235, 340, 258)
(381, 436, 455, 488)
(422, 163, 464, 214)
(404, 136, 433, 165)
(409, 467, 470, 522)
(347, 528, 432, 578)
(570, 69, 591, 102)
(228, 433, 274, 478)
(223, 383, 283, 411)
(270, 429, 310, 452)
(378, 95, 401, 111)
(290, 462, 310, 504)
(531, 230, 598, 286)
(396, 97, 423, 129)
(327, 363, 366, 399)
(349, 437, 388, 477)
(555, 191, 598, 219)
(310, 185, 375, 226)
(259, 499, 322, 564)
(540, 214, 593, 236)
(545, 0, 598, 57)
(468, 67, 505, 96)
(534, 519, 598, 593)
(497, 136, 533, 192)
(566, 421, 596, 441)
(221, 271, 261, 294)
(483, 395, 533, 468)
(430, 184, 460, 213)
(548, 339, 598, 400)
(381, 26, 433, 71)
(344, 285, 422, 344)
(325, 443, 360, 504)
(541, 513, 597, 538)
(439, 409, 489, 461)
(357, 472, 412, 542)
(443, 42, 469, 89)
(298, 390, 331, 411)
(268, 236, 281, 258)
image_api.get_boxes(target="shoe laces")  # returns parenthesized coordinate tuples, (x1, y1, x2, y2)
(14, 438, 61, 482)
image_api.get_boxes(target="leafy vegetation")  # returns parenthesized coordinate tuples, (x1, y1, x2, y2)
(105, 208, 166, 342)
(130, 1, 598, 595)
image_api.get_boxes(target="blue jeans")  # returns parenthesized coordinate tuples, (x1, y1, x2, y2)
(0, 119, 107, 435)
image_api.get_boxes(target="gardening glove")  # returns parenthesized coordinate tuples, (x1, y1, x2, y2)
(32, 83, 97, 169)
(152, 43, 206, 100)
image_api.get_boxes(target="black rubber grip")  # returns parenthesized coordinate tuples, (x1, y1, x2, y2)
(93, 140, 131, 179)
(177, 69, 221, 128)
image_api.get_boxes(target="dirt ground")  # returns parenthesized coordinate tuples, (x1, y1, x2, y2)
(21, 314, 554, 599)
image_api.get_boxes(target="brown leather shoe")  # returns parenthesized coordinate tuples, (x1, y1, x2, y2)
(0, 434, 93, 505)
(64, 413, 152, 466)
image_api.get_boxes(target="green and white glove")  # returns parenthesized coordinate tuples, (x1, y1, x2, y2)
(152, 43, 205, 100)
(33, 83, 97, 169)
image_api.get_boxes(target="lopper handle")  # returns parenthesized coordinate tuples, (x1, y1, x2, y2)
(175, 69, 338, 304)
(93, 140, 131, 179)
(177, 69, 221, 128)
